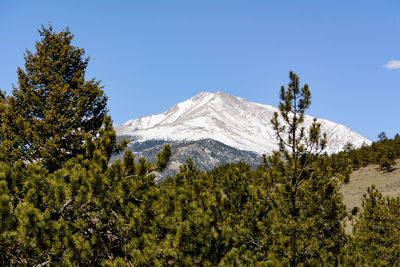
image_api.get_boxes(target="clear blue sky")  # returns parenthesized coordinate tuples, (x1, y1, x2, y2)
(1, 1, 399, 141)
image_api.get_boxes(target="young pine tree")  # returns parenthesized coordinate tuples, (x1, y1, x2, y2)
(350, 186, 400, 265)
(0, 25, 107, 171)
(376, 142, 396, 172)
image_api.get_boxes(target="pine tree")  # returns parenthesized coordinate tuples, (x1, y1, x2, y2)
(378, 131, 388, 142)
(262, 71, 346, 265)
(0, 117, 171, 265)
(379, 153, 394, 172)
(350, 185, 400, 265)
(376, 142, 396, 172)
(0, 90, 5, 143)
(0, 25, 107, 171)
(395, 133, 400, 158)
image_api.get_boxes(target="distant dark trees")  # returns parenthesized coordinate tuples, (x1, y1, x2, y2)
(331, 132, 400, 173)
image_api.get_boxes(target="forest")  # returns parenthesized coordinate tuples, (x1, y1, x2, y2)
(1, 26, 400, 266)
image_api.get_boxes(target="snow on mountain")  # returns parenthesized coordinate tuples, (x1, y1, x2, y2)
(116, 91, 371, 155)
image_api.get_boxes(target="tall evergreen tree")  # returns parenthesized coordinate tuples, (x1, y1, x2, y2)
(0, 25, 107, 171)
(0, 117, 171, 265)
(262, 71, 346, 265)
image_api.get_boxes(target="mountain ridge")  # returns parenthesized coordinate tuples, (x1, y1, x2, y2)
(116, 91, 371, 155)
(111, 137, 262, 181)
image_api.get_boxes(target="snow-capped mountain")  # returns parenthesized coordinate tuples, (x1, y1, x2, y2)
(116, 91, 371, 156)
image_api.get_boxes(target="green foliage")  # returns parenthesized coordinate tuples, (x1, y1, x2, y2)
(262, 71, 346, 265)
(377, 142, 397, 172)
(148, 160, 275, 265)
(0, 118, 171, 265)
(156, 144, 171, 171)
(343, 186, 400, 265)
(0, 25, 107, 171)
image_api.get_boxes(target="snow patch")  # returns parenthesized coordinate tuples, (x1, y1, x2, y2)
(116, 92, 371, 155)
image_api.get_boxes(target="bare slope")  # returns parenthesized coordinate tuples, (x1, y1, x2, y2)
(342, 159, 400, 213)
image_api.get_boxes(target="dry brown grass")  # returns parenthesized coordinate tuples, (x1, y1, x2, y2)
(340, 159, 400, 233)
(341, 159, 400, 212)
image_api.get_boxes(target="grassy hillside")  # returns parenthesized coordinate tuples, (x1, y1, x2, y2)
(342, 159, 400, 212)
(341, 159, 400, 233)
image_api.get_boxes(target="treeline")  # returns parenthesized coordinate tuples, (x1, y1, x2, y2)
(327, 133, 400, 183)
(1, 26, 400, 266)
(346, 133, 400, 171)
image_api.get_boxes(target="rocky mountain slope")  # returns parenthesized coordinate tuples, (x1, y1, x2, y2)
(114, 92, 371, 179)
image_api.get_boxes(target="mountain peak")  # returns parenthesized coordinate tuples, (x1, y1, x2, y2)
(188, 91, 238, 104)
(116, 91, 371, 155)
